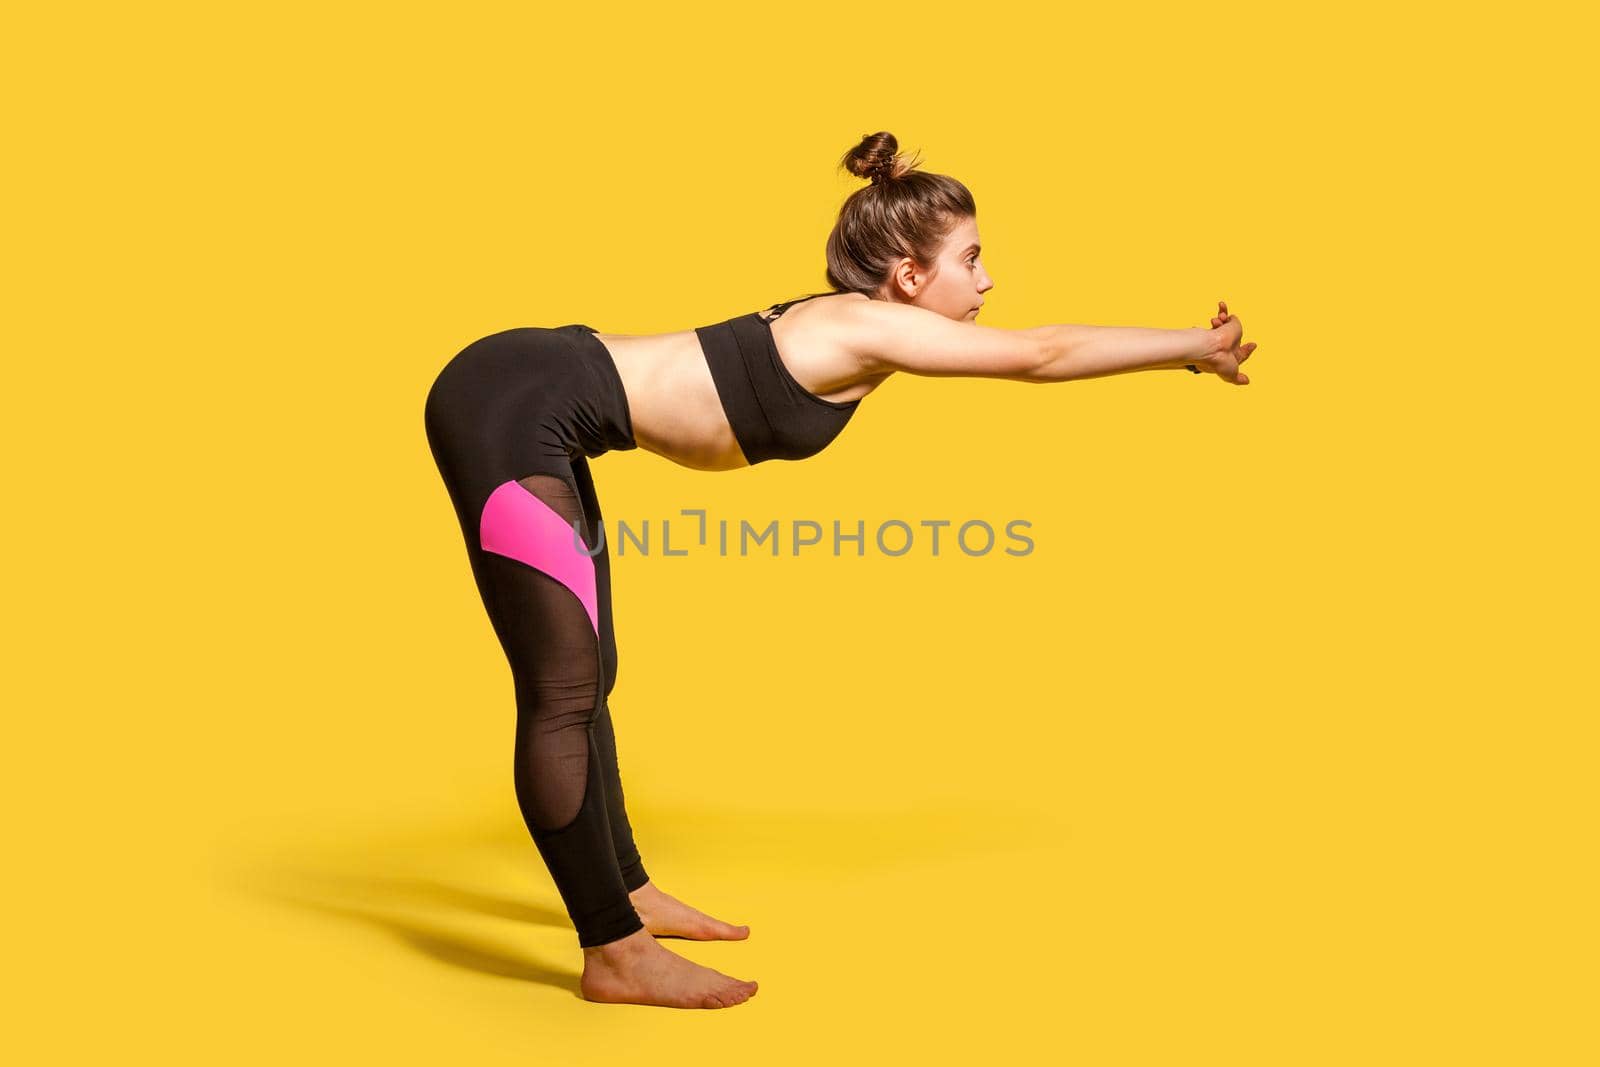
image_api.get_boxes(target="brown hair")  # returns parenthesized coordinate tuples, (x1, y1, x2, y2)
(824, 131, 977, 296)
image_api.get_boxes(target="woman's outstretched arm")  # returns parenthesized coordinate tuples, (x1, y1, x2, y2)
(843, 298, 1251, 384)
(1014, 323, 1215, 381)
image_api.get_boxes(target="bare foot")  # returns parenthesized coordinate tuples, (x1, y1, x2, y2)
(580, 927, 758, 1008)
(629, 881, 750, 940)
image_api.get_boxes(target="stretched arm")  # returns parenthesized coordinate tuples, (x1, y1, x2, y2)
(1015, 323, 1216, 382)
(844, 298, 1242, 384)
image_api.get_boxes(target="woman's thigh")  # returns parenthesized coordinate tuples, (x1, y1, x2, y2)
(477, 469, 607, 831)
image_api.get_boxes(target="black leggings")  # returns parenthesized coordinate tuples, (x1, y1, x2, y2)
(423, 324, 647, 948)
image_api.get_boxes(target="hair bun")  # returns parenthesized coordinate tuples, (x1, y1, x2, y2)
(841, 131, 917, 185)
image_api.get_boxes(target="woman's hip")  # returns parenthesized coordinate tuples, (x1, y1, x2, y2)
(423, 326, 629, 519)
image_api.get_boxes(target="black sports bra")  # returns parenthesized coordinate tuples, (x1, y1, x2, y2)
(694, 292, 860, 465)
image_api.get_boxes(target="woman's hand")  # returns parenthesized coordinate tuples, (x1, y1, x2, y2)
(1189, 300, 1256, 385)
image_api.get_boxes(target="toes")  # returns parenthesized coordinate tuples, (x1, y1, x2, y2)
(702, 981, 753, 1008)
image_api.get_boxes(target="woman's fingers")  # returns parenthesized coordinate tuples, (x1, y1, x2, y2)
(1204, 304, 1253, 379)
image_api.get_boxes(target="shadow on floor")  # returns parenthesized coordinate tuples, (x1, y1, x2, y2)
(223, 798, 1066, 992)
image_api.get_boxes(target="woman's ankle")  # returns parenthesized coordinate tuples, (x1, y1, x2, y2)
(583, 925, 655, 961)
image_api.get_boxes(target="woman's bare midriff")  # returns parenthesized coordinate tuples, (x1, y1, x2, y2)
(589, 293, 887, 472)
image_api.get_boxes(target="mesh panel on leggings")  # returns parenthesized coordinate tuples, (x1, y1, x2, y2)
(481, 473, 602, 833)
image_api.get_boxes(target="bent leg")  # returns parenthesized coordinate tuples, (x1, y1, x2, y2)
(476, 471, 643, 948)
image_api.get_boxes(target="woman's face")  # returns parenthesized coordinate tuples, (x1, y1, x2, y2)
(882, 215, 995, 320)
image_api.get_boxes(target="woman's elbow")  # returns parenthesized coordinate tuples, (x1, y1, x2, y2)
(999, 334, 1057, 383)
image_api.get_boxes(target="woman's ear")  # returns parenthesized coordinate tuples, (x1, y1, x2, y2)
(887, 257, 920, 300)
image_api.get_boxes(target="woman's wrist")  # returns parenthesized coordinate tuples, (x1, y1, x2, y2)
(1191, 325, 1226, 359)
(1186, 325, 1228, 372)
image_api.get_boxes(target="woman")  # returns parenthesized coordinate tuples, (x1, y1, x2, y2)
(423, 131, 1258, 1010)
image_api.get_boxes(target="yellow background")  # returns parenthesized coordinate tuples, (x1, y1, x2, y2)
(7, 1, 1595, 1062)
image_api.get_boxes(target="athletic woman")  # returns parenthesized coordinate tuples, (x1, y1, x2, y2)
(422, 131, 1259, 1010)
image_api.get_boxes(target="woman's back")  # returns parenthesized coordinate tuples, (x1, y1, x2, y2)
(593, 291, 886, 470)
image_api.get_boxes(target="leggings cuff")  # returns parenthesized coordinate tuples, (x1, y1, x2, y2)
(620, 859, 650, 894)
(576, 901, 646, 949)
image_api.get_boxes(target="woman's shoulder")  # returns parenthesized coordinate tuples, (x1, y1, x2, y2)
(757, 290, 872, 323)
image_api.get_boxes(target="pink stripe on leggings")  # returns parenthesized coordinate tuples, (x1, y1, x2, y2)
(478, 480, 599, 635)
